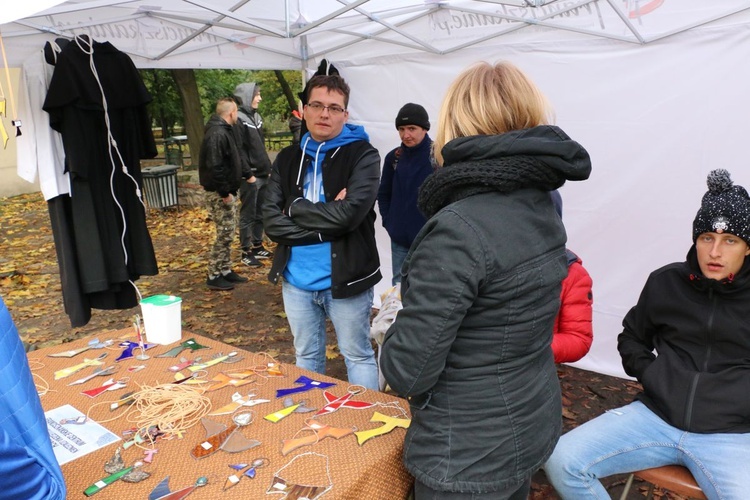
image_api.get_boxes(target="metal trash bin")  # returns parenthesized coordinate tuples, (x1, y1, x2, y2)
(165, 147, 183, 167)
(164, 135, 187, 168)
(141, 165, 179, 210)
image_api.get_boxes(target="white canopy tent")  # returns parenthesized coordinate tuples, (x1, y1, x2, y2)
(4, 1, 750, 378)
(3, 1, 750, 68)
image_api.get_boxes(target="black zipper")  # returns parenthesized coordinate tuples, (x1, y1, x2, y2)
(684, 287, 716, 430)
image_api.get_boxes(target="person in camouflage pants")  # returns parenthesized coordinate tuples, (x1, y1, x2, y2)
(198, 98, 248, 290)
(206, 191, 238, 278)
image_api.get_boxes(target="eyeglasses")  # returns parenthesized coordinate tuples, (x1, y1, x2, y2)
(306, 102, 346, 115)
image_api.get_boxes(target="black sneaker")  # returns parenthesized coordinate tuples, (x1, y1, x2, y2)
(241, 252, 262, 268)
(251, 245, 273, 259)
(206, 275, 234, 291)
(223, 270, 248, 283)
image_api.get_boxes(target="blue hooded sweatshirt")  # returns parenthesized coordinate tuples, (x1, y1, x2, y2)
(284, 123, 371, 290)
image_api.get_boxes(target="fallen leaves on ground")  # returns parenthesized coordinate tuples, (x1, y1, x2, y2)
(0, 192, 303, 367)
(325, 344, 340, 360)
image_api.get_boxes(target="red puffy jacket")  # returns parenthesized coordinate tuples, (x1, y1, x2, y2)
(551, 253, 593, 363)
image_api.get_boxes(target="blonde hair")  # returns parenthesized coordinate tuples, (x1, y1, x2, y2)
(433, 61, 553, 165)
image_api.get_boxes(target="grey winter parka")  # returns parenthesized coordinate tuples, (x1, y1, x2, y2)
(381, 126, 592, 494)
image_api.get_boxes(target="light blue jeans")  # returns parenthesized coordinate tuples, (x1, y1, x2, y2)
(391, 241, 410, 285)
(282, 281, 379, 389)
(544, 401, 750, 500)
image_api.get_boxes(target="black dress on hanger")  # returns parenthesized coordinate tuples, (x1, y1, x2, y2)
(43, 36, 158, 326)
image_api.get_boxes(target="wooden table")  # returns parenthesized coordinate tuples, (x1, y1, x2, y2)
(31, 330, 413, 499)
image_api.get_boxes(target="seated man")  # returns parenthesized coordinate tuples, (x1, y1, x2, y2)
(545, 169, 750, 500)
(0, 295, 66, 499)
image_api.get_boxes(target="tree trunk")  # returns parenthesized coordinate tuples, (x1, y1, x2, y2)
(170, 69, 204, 169)
(274, 70, 298, 112)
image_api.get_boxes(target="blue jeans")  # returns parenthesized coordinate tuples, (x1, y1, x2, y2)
(281, 281, 379, 389)
(544, 401, 750, 500)
(391, 241, 410, 285)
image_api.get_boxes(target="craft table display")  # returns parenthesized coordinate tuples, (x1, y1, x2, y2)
(31, 329, 414, 499)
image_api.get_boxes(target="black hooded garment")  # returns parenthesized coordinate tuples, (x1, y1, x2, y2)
(42, 37, 158, 326)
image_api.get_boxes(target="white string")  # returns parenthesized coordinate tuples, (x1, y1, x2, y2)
(129, 280, 143, 302)
(295, 135, 310, 185)
(373, 400, 409, 419)
(74, 35, 146, 273)
(50, 40, 63, 65)
(312, 141, 325, 202)
(274, 451, 333, 490)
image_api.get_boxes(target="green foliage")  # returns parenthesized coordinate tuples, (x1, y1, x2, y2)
(141, 69, 182, 138)
(140, 68, 303, 136)
(195, 69, 254, 117)
(253, 70, 304, 119)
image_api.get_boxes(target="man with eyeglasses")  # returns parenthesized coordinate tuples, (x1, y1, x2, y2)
(263, 74, 382, 389)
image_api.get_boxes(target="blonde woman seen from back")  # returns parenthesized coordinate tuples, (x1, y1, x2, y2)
(381, 61, 592, 499)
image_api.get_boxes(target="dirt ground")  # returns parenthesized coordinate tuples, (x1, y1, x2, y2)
(0, 191, 682, 499)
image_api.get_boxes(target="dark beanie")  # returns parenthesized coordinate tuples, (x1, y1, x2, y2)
(692, 169, 750, 244)
(395, 103, 430, 130)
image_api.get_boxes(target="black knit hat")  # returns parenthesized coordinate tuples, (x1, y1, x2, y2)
(692, 169, 750, 244)
(395, 103, 430, 130)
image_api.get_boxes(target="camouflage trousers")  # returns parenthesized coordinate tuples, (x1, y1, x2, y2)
(205, 191, 238, 277)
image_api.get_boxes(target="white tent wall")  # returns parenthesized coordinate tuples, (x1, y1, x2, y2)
(339, 14, 750, 379)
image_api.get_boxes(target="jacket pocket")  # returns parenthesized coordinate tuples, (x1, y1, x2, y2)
(408, 390, 432, 411)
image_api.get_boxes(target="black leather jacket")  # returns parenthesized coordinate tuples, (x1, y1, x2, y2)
(198, 114, 242, 197)
(263, 140, 382, 298)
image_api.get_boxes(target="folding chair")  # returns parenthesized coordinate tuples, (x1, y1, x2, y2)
(619, 465, 707, 500)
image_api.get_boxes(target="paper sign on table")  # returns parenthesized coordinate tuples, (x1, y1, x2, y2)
(44, 404, 120, 466)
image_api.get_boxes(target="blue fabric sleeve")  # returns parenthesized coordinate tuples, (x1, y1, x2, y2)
(0, 297, 66, 499)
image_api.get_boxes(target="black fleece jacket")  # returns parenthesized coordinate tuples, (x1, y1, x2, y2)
(618, 247, 750, 433)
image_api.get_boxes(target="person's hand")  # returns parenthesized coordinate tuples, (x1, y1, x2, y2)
(247, 176, 257, 183)
(335, 188, 347, 201)
(222, 194, 234, 204)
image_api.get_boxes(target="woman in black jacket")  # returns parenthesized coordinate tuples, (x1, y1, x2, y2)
(380, 62, 592, 499)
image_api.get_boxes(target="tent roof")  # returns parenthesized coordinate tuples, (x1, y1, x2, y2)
(3, 1, 750, 69)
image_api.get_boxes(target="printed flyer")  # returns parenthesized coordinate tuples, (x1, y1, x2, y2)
(44, 404, 120, 465)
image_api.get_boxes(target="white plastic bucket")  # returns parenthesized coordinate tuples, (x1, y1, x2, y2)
(140, 295, 182, 345)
